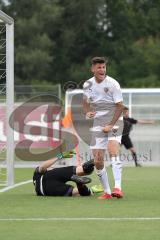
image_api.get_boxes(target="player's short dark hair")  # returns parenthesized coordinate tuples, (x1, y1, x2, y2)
(91, 57, 108, 65)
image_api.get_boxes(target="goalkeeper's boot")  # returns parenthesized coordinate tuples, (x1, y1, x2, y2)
(98, 193, 112, 200)
(111, 188, 123, 198)
(91, 185, 103, 193)
(71, 175, 92, 185)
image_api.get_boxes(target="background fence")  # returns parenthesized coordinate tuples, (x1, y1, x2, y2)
(65, 88, 160, 166)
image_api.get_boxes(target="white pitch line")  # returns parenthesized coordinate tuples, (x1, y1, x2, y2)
(0, 217, 160, 221)
(0, 179, 32, 193)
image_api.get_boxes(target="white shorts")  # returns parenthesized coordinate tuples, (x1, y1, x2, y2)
(90, 126, 122, 150)
(89, 111, 123, 150)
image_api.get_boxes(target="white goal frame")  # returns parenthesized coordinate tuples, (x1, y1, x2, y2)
(0, 10, 14, 186)
(65, 88, 160, 115)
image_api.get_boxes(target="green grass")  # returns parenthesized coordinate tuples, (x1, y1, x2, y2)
(0, 167, 160, 240)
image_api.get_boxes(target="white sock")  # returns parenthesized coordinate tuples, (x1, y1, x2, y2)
(95, 166, 111, 194)
(111, 156, 122, 190)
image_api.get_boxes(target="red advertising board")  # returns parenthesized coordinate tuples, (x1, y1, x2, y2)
(0, 104, 61, 148)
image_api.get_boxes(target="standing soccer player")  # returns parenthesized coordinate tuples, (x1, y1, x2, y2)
(122, 106, 154, 167)
(83, 57, 124, 199)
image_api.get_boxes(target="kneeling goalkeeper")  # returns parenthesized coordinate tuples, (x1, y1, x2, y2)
(33, 151, 94, 197)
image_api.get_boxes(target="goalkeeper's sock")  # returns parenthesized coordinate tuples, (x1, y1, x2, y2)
(76, 183, 92, 196)
(132, 152, 138, 166)
(95, 167, 111, 194)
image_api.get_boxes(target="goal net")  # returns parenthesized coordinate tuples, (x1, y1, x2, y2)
(0, 10, 14, 186)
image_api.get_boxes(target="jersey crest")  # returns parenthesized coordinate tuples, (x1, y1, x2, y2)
(104, 87, 109, 93)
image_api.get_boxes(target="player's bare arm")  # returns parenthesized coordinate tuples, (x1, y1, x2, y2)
(137, 120, 155, 124)
(38, 157, 58, 173)
(103, 102, 124, 133)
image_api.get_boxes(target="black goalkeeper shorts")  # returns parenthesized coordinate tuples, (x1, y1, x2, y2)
(42, 166, 76, 196)
(121, 135, 133, 149)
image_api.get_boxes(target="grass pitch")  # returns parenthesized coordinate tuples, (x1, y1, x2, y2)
(0, 167, 160, 240)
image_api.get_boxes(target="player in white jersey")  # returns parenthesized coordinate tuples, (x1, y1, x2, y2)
(83, 57, 124, 199)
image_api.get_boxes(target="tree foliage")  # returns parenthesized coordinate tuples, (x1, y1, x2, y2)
(0, 0, 160, 87)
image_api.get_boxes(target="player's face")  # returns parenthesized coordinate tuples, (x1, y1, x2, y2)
(91, 63, 106, 82)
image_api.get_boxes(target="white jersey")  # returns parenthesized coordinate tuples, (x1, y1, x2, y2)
(83, 76, 123, 117)
(83, 76, 123, 104)
(83, 76, 123, 148)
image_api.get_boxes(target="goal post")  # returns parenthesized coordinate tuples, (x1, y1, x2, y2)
(0, 10, 14, 186)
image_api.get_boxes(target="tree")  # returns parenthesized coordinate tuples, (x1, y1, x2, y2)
(1, 0, 63, 84)
(0, 0, 160, 87)
(50, 0, 105, 84)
